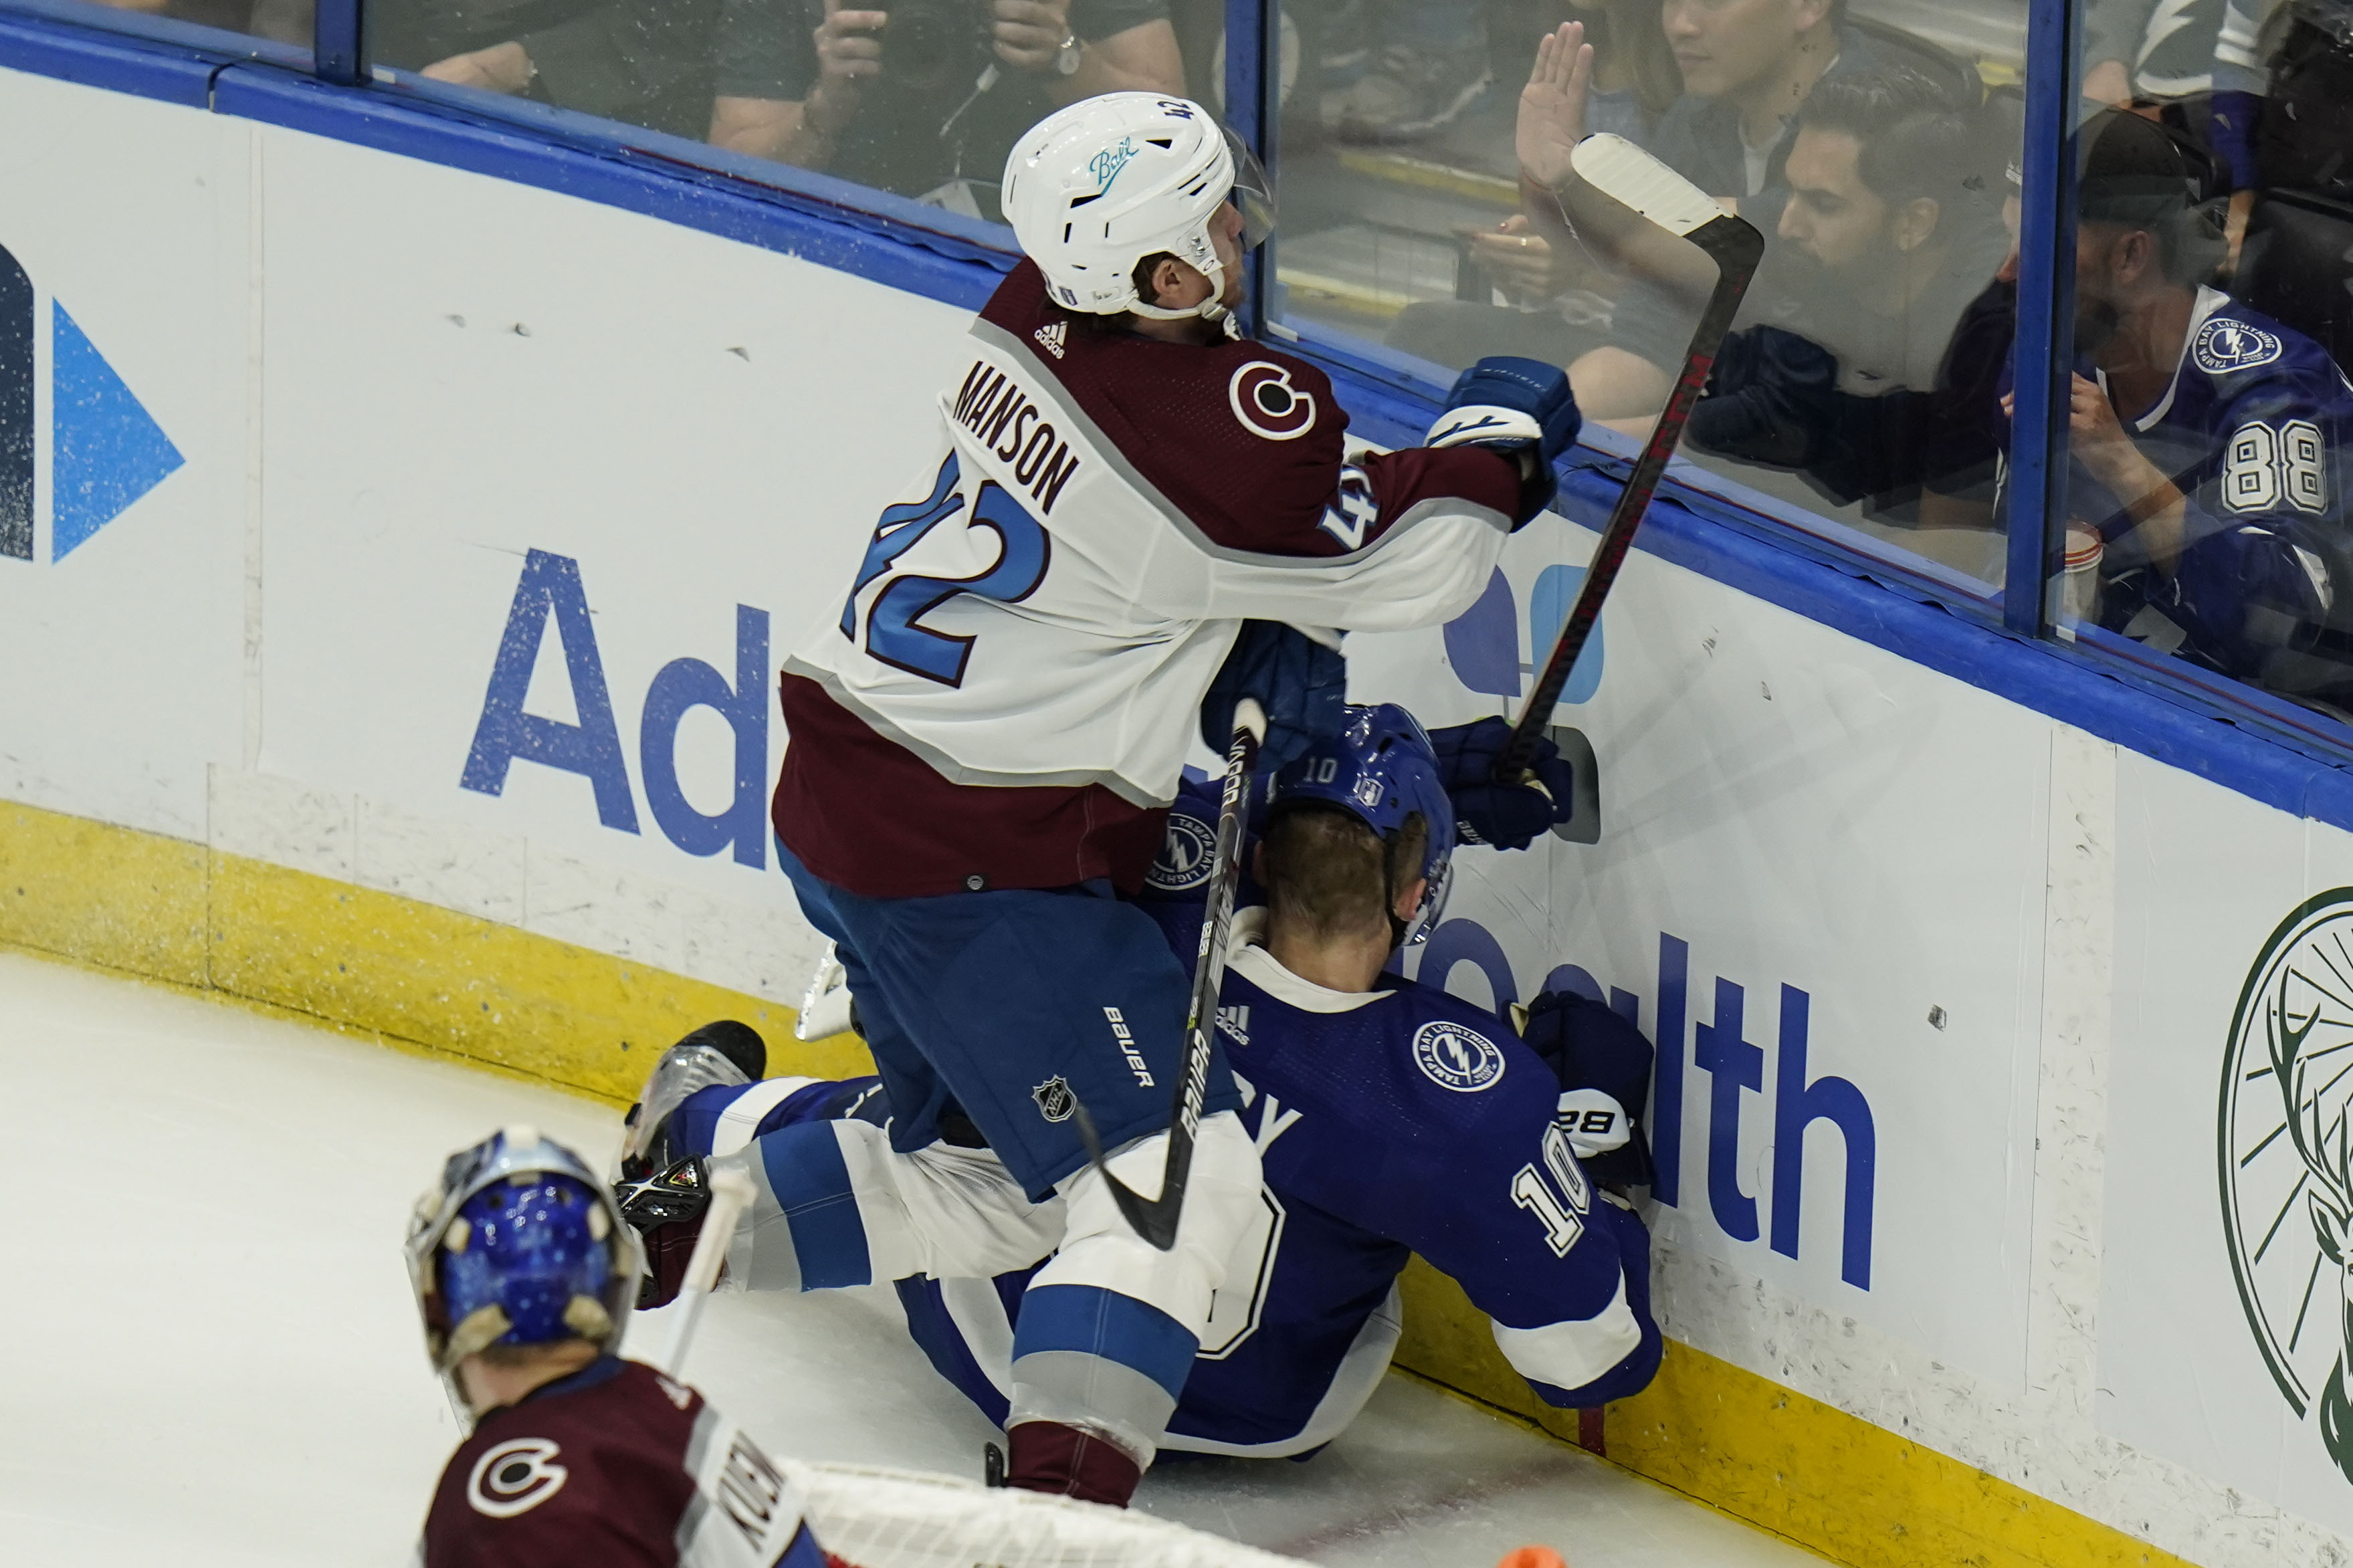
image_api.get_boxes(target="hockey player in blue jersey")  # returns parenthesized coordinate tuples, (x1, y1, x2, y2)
(618, 707, 1659, 1463)
(1995, 109, 2353, 693)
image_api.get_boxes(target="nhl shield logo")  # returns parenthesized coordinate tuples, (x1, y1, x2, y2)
(1412, 1020, 1506, 1093)
(2221, 889, 2353, 1482)
(1146, 811, 1217, 893)
(1033, 1075, 1076, 1123)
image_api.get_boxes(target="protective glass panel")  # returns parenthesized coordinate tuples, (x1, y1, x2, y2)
(1267, 0, 2031, 596)
(365, 0, 1211, 229)
(2045, 0, 2353, 725)
(39, 0, 313, 53)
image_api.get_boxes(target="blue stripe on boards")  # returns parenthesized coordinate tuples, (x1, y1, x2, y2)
(759, 1127, 870, 1289)
(1013, 1284, 1199, 1399)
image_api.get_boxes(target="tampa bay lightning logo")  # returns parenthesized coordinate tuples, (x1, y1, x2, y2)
(2195, 318, 2284, 375)
(1229, 362, 1318, 441)
(1148, 810, 1217, 893)
(1412, 1020, 1506, 1093)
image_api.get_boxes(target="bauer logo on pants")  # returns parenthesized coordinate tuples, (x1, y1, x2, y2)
(1413, 1020, 1506, 1093)
(1033, 1075, 1076, 1122)
(2220, 887, 2353, 1486)
(468, 1438, 569, 1517)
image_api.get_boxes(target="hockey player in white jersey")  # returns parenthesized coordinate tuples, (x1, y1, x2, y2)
(624, 709, 1653, 1464)
(756, 90, 1582, 1504)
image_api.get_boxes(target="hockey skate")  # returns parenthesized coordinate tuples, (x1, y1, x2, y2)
(611, 1020, 766, 1307)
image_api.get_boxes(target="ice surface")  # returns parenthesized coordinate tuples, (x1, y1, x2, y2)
(0, 951, 1821, 1567)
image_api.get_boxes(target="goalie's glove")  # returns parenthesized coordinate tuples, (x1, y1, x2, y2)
(1426, 355, 1582, 524)
(1201, 620, 1346, 772)
(1517, 988, 1655, 1188)
(1429, 717, 1575, 849)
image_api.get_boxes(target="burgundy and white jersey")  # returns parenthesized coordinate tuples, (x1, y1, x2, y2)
(416, 1357, 825, 1568)
(775, 261, 1524, 899)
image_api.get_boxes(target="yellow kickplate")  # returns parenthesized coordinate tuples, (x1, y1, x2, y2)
(1394, 1258, 2195, 1568)
(0, 798, 870, 1101)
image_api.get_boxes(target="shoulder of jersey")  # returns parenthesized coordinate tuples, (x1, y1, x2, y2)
(981, 260, 1339, 451)
(448, 1361, 704, 1523)
(2190, 302, 2348, 391)
(1379, 977, 1534, 1101)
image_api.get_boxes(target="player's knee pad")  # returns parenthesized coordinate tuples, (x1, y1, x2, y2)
(1041, 1111, 1262, 1333)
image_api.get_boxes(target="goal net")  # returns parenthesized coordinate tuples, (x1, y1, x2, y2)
(785, 1460, 1306, 1568)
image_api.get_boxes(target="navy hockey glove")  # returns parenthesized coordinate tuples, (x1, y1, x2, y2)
(1426, 356, 1582, 522)
(1520, 988, 1655, 1188)
(1429, 717, 1574, 849)
(1201, 621, 1345, 772)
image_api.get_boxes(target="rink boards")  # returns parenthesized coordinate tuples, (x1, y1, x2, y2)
(0, 35, 2344, 1568)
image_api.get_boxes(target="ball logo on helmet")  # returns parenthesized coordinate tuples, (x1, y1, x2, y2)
(1229, 362, 1318, 441)
(1412, 1020, 1506, 1093)
(468, 1438, 569, 1518)
(1089, 136, 1140, 196)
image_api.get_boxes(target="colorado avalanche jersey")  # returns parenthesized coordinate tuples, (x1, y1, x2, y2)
(774, 260, 1525, 899)
(1999, 288, 2353, 680)
(417, 1357, 825, 1568)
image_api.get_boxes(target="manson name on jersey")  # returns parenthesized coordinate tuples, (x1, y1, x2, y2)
(950, 358, 1085, 516)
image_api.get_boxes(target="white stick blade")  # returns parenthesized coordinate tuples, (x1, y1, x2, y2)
(1569, 133, 1723, 238)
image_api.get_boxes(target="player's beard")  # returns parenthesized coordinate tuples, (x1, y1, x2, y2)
(2073, 292, 2123, 357)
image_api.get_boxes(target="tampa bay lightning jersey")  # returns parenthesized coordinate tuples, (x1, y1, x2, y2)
(1117, 778, 1657, 1451)
(1999, 288, 2353, 683)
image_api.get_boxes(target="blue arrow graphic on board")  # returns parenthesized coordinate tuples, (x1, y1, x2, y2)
(51, 301, 183, 560)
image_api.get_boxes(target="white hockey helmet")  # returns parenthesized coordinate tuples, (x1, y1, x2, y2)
(1001, 92, 1275, 325)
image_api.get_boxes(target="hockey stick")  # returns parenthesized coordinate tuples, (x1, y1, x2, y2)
(1496, 135, 1763, 782)
(1075, 697, 1268, 1251)
(654, 1162, 754, 1379)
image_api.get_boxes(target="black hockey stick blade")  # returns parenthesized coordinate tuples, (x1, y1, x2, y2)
(1079, 697, 1267, 1250)
(1496, 136, 1764, 782)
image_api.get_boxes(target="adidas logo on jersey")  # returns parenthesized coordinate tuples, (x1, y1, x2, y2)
(1217, 1004, 1251, 1048)
(1033, 321, 1067, 359)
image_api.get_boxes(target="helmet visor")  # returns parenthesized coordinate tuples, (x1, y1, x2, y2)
(1222, 125, 1276, 252)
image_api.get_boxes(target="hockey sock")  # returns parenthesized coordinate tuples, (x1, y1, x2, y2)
(1003, 1420, 1144, 1508)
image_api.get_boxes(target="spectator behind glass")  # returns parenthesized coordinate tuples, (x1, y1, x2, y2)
(1387, 11, 1681, 369)
(1682, 68, 2011, 522)
(710, 0, 1184, 220)
(1532, 0, 1976, 418)
(372, 0, 803, 144)
(1994, 110, 2353, 699)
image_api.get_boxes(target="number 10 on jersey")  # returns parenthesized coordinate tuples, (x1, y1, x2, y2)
(839, 451, 1052, 688)
(1512, 1122, 1593, 1257)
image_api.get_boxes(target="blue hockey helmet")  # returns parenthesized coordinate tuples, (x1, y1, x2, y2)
(405, 1124, 641, 1418)
(1267, 703, 1455, 946)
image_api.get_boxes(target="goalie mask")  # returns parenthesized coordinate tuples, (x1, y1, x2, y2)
(1001, 92, 1274, 328)
(405, 1124, 641, 1429)
(1267, 703, 1455, 948)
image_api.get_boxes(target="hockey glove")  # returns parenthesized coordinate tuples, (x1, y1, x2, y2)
(1429, 717, 1575, 849)
(1520, 988, 1655, 1188)
(1201, 620, 1346, 772)
(1426, 356, 1582, 522)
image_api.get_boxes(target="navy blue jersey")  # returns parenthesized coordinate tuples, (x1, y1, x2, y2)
(1999, 289, 2353, 681)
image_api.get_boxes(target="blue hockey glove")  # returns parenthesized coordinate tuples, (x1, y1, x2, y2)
(1201, 621, 1346, 772)
(1425, 356, 1582, 522)
(1520, 988, 1655, 1188)
(1428, 717, 1574, 849)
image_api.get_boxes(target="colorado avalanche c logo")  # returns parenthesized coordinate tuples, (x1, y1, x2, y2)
(2195, 317, 2284, 374)
(468, 1438, 569, 1518)
(1229, 362, 1318, 441)
(1412, 1020, 1506, 1093)
(1147, 811, 1217, 893)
